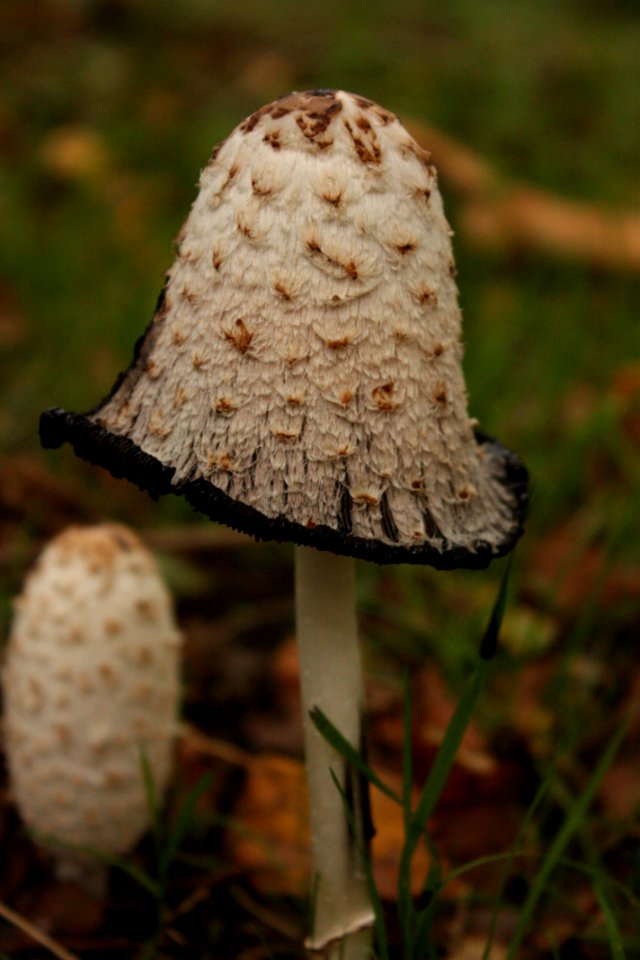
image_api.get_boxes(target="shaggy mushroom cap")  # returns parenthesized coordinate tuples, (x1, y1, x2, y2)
(2, 524, 181, 861)
(41, 89, 527, 568)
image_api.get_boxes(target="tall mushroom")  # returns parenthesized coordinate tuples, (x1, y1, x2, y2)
(40, 90, 527, 957)
(2, 524, 181, 894)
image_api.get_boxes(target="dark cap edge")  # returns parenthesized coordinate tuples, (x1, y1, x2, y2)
(39, 407, 528, 569)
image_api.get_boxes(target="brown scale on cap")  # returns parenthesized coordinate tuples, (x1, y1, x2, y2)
(241, 90, 344, 135)
(432, 384, 449, 407)
(215, 396, 236, 415)
(326, 336, 354, 350)
(416, 286, 438, 306)
(148, 411, 172, 439)
(343, 118, 382, 165)
(272, 427, 300, 443)
(352, 492, 380, 507)
(223, 318, 253, 354)
(173, 386, 188, 408)
(305, 236, 360, 281)
(181, 285, 198, 306)
(457, 484, 476, 502)
(372, 382, 399, 412)
(236, 216, 255, 239)
(263, 130, 282, 150)
(219, 163, 239, 194)
(251, 174, 274, 198)
(322, 189, 342, 207)
(171, 326, 187, 346)
(274, 280, 292, 300)
(207, 451, 235, 472)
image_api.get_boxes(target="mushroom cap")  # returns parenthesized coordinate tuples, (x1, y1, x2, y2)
(40, 89, 527, 568)
(2, 524, 181, 861)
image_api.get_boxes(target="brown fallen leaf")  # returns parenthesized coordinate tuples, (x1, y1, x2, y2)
(611, 361, 640, 445)
(372, 667, 510, 803)
(600, 757, 640, 821)
(493, 660, 555, 757)
(39, 125, 111, 183)
(226, 752, 432, 901)
(530, 886, 599, 954)
(462, 187, 640, 272)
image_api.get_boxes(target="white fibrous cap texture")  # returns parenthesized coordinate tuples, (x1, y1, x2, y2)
(2, 524, 181, 865)
(92, 90, 519, 553)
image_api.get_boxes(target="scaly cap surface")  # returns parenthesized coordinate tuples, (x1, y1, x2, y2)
(41, 90, 527, 567)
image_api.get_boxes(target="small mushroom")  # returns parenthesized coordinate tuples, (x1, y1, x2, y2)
(40, 90, 527, 955)
(2, 524, 181, 893)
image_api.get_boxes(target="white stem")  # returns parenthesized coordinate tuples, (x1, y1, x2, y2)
(295, 546, 374, 959)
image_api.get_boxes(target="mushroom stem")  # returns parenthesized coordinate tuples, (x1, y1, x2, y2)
(295, 546, 374, 958)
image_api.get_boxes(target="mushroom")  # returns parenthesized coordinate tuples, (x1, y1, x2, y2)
(39, 90, 527, 956)
(2, 524, 181, 894)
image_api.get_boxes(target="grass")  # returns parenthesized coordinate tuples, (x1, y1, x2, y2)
(317, 561, 638, 958)
(313, 564, 507, 958)
(1, 0, 639, 956)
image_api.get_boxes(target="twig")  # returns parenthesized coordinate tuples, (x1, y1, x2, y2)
(0, 899, 81, 960)
(179, 722, 253, 767)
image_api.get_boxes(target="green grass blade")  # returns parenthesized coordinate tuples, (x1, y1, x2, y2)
(412, 916, 437, 960)
(407, 657, 491, 857)
(481, 778, 550, 960)
(310, 706, 401, 805)
(411, 559, 511, 836)
(402, 668, 413, 822)
(400, 657, 491, 956)
(158, 771, 214, 881)
(139, 746, 163, 860)
(559, 857, 640, 911)
(398, 669, 415, 953)
(480, 556, 513, 660)
(398, 561, 511, 956)
(595, 882, 627, 960)
(329, 768, 389, 960)
(507, 713, 631, 959)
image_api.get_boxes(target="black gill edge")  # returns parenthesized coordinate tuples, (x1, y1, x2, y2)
(40, 407, 529, 569)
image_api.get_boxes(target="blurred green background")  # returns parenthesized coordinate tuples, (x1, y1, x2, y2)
(1, 0, 639, 623)
(1, 0, 640, 952)
(2, 0, 638, 508)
